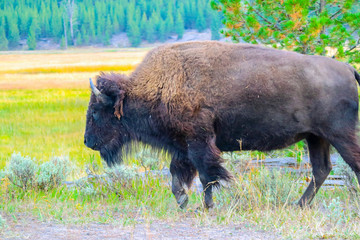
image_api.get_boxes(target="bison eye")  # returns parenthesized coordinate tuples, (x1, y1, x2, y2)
(92, 111, 99, 121)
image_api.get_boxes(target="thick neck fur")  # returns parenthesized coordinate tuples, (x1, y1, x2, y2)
(121, 96, 185, 154)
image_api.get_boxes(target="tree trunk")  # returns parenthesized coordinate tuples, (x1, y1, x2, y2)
(63, 16, 67, 49)
(69, 0, 75, 45)
(319, 0, 326, 55)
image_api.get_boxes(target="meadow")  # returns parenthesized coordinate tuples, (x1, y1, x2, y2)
(1, 48, 360, 239)
(0, 48, 147, 170)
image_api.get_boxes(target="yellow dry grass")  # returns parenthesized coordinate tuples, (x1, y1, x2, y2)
(0, 48, 149, 89)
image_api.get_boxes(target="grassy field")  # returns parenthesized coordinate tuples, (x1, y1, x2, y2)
(0, 49, 147, 170)
(1, 48, 360, 239)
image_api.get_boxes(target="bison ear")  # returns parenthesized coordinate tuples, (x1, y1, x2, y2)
(114, 89, 126, 120)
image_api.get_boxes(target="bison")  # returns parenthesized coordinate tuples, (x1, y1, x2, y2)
(84, 41, 360, 209)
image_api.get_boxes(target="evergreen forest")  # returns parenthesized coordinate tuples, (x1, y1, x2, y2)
(0, 0, 223, 50)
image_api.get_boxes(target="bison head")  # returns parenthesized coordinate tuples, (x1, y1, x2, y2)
(84, 76, 129, 166)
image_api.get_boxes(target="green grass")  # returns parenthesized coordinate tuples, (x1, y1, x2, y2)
(1, 86, 360, 239)
(1, 164, 360, 239)
(0, 89, 102, 170)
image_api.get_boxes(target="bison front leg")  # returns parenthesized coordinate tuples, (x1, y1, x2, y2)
(170, 157, 197, 209)
(187, 137, 232, 208)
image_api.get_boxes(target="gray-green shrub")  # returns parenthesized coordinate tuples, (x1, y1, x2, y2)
(135, 148, 160, 172)
(77, 163, 138, 197)
(105, 164, 138, 183)
(37, 156, 71, 190)
(6, 153, 36, 190)
(334, 156, 358, 192)
(0, 214, 6, 229)
(5, 153, 72, 191)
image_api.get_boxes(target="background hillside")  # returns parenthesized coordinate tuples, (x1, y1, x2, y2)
(0, 0, 223, 50)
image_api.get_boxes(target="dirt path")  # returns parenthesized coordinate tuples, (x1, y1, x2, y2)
(1, 216, 278, 240)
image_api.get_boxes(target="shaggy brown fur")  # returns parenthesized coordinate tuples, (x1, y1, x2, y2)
(85, 41, 360, 208)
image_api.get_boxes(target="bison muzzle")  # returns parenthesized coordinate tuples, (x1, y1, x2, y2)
(84, 41, 360, 209)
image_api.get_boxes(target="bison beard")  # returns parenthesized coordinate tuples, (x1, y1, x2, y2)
(84, 41, 360, 209)
(99, 142, 122, 167)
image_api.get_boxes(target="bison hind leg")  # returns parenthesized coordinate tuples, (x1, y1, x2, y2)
(298, 134, 331, 207)
(328, 133, 360, 189)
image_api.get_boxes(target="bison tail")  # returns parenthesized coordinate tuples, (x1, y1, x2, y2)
(349, 63, 360, 85)
(355, 69, 360, 85)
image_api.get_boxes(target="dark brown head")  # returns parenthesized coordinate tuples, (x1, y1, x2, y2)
(84, 74, 130, 166)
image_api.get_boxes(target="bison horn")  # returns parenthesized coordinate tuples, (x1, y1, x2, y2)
(89, 78, 112, 105)
(90, 78, 102, 97)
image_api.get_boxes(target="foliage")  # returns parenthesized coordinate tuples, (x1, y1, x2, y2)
(6, 153, 36, 191)
(211, 0, 360, 63)
(2, 160, 360, 238)
(0, 214, 6, 229)
(75, 161, 139, 199)
(135, 148, 161, 172)
(60, 36, 66, 49)
(0, 0, 223, 50)
(0, 17, 8, 50)
(37, 156, 72, 190)
(334, 156, 359, 192)
(175, 10, 185, 39)
(6, 15, 20, 47)
(4, 153, 72, 191)
(210, 11, 222, 40)
(105, 164, 138, 184)
(127, 20, 141, 47)
(323, 197, 347, 226)
(27, 21, 37, 50)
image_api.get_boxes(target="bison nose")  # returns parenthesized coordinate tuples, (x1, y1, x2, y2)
(84, 135, 97, 150)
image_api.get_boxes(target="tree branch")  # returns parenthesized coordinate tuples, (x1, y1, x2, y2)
(330, 7, 343, 19)
(252, 8, 281, 31)
(346, 38, 360, 53)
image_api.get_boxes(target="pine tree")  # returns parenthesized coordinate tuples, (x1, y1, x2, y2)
(140, 12, 147, 40)
(60, 35, 67, 49)
(175, 10, 184, 39)
(40, 2, 51, 37)
(0, 18, 8, 50)
(145, 18, 156, 43)
(0, 0, 223, 49)
(127, 20, 141, 47)
(81, 25, 89, 45)
(27, 21, 37, 50)
(30, 15, 41, 39)
(113, 15, 120, 34)
(89, 21, 96, 42)
(184, 1, 196, 29)
(51, 10, 62, 39)
(150, 10, 161, 40)
(165, 6, 174, 37)
(195, 8, 206, 32)
(103, 16, 112, 45)
(210, 11, 221, 40)
(117, 5, 126, 32)
(7, 15, 20, 47)
(158, 19, 166, 42)
(75, 32, 82, 46)
(18, 7, 30, 37)
(126, 1, 136, 31)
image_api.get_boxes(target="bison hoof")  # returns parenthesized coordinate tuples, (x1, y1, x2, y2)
(177, 194, 189, 209)
(204, 201, 214, 209)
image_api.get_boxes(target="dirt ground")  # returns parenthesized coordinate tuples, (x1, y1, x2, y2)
(1, 214, 278, 240)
